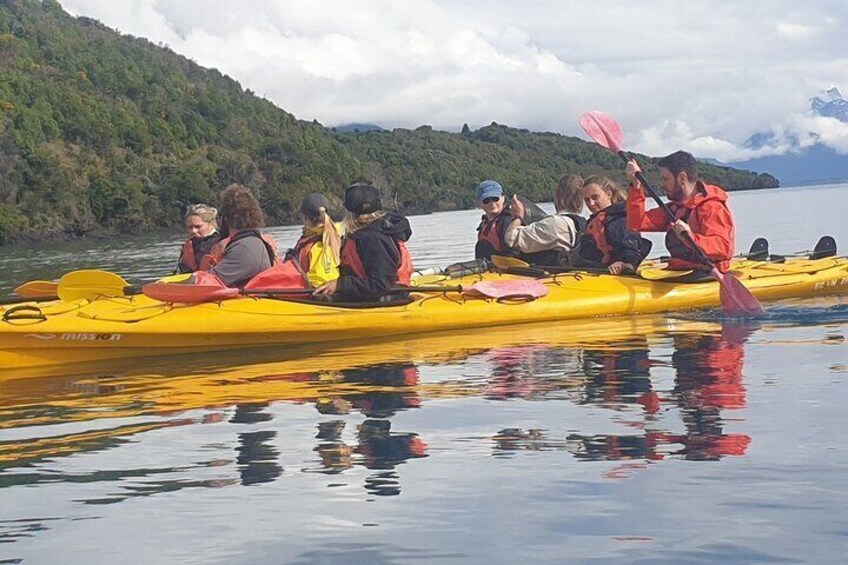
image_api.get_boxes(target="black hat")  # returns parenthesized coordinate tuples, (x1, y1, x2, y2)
(344, 183, 382, 215)
(300, 193, 331, 218)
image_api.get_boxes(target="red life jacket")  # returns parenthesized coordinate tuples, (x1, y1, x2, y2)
(477, 214, 508, 254)
(340, 238, 413, 285)
(243, 259, 310, 292)
(585, 209, 613, 264)
(179, 238, 199, 271)
(200, 230, 278, 271)
(289, 234, 317, 270)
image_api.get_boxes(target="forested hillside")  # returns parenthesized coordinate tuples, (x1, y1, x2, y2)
(0, 0, 778, 244)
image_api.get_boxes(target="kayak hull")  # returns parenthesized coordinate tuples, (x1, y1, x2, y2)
(2, 256, 847, 370)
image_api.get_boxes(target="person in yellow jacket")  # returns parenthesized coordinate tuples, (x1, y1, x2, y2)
(285, 193, 342, 286)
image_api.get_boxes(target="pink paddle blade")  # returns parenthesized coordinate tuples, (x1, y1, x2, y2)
(468, 279, 549, 299)
(578, 110, 623, 153)
(142, 279, 239, 303)
(712, 269, 764, 316)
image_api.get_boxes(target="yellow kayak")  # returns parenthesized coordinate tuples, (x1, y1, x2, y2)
(1, 254, 847, 370)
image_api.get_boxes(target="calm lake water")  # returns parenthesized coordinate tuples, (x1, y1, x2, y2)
(1, 183, 847, 564)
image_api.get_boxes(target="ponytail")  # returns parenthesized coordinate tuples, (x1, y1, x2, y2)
(319, 206, 341, 263)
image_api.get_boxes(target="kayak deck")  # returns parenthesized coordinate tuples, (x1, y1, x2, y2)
(2, 255, 847, 370)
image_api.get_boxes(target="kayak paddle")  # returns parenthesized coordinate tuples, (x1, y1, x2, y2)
(490, 255, 532, 270)
(57, 270, 138, 301)
(142, 279, 549, 303)
(578, 110, 764, 316)
(55, 270, 195, 301)
(14, 280, 59, 299)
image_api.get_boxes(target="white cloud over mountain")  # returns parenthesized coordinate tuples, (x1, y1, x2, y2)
(60, 0, 848, 160)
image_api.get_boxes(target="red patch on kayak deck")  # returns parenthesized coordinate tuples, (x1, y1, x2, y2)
(467, 280, 549, 299)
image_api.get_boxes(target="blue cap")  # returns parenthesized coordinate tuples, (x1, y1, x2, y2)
(476, 180, 504, 201)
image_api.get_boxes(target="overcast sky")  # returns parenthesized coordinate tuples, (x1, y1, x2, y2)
(60, 0, 848, 161)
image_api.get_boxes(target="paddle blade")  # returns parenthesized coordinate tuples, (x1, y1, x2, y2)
(469, 279, 549, 299)
(579, 110, 623, 153)
(713, 268, 764, 317)
(58, 270, 130, 301)
(14, 280, 59, 298)
(490, 255, 531, 270)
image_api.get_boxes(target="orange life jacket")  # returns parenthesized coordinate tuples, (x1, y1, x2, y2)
(199, 230, 278, 271)
(179, 238, 199, 272)
(585, 210, 613, 264)
(340, 238, 413, 285)
(477, 214, 508, 254)
(243, 259, 310, 292)
(288, 234, 317, 270)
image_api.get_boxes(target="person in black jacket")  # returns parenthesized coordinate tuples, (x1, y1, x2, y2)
(314, 183, 413, 302)
(575, 175, 651, 274)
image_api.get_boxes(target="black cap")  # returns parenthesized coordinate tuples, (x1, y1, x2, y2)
(300, 193, 331, 218)
(344, 183, 382, 215)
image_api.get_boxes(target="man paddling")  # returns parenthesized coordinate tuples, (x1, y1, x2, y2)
(625, 151, 735, 273)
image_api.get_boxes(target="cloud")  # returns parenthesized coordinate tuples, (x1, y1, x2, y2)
(59, 1, 848, 159)
(776, 22, 815, 39)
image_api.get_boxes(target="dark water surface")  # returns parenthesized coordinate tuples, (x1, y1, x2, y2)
(1, 184, 847, 564)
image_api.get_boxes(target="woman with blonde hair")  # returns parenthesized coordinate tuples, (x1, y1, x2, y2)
(575, 175, 650, 274)
(176, 203, 221, 273)
(286, 193, 342, 287)
(314, 183, 413, 302)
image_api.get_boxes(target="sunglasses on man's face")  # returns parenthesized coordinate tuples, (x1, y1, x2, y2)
(481, 196, 501, 204)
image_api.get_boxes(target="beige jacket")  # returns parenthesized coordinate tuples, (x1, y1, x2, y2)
(504, 213, 580, 254)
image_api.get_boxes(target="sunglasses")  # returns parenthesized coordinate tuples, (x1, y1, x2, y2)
(481, 196, 501, 204)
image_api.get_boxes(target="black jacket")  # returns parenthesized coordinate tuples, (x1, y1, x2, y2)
(577, 202, 648, 268)
(336, 213, 412, 302)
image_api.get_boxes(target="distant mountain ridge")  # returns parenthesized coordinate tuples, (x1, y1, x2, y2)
(727, 144, 848, 187)
(0, 0, 780, 244)
(330, 123, 387, 133)
(725, 87, 848, 185)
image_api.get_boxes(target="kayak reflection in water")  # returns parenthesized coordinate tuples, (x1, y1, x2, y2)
(311, 419, 427, 496)
(314, 363, 422, 418)
(305, 362, 427, 495)
(669, 323, 757, 460)
(483, 344, 584, 400)
(230, 403, 283, 486)
(566, 323, 756, 464)
(580, 338, 660, 413)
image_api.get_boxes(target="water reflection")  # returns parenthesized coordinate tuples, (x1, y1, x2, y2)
(307, 364, 427, 496)
(518, 322, 757, 466)
(311, 419, 427, 496)
(231, 403, 282, 486)
(580, 337, 659, 413)
(0, 315, 764, 529)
